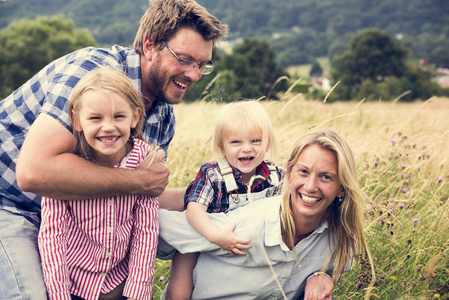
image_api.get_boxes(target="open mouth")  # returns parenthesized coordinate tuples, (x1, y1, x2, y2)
(174, 79, 187, 90)
(97, 136, 119, 143)
(301, 194, 321, 204)
(238, 156, 254, 165)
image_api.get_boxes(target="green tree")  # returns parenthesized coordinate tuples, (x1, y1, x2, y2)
(186, 38, 287, 102)
(0, 16, 97, 98)
(309, 60, 323, 77)
(332, 28, 408, 99)
(222, 38, 287, 100)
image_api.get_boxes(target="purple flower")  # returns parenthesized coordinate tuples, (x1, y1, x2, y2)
(159, 276, 166, 282)
(357, 281, 364, 289)
(374, 161, 379, 167)
(402, 188, 407, 194)
(388, 209, 393, 215)
(399, 204, 405, 209)
(426, 154, 431, 159)
(438, 177, 443, 183)
(405, 152, 410, 156)
(391, 140, 397, 145)
(402, 164, 407, 169)
(413, 218, 421, 224)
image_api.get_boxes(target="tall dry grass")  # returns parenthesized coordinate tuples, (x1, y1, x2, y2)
(154, 95, 449, 299)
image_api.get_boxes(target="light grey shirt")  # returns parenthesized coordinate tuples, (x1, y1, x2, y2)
(158, 196, 346, 300)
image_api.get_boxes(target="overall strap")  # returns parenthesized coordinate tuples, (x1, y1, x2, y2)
(217, 158, 238, 192)
(267, 163, 280, 186)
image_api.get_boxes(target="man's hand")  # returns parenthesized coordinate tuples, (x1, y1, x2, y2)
(304, 273, 334, 300)
(137, 148, 170, 197)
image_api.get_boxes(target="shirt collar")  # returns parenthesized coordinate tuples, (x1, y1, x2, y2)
(263, 197, 329, 252)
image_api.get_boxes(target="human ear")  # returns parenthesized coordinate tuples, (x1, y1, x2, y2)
(71, 110, 82, 132)
(131, 107, 142, 129)
(143, 37, 156, 61)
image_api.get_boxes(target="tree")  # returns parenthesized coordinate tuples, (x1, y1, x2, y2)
(331, 28, 408, 99)
(0, 16, 97, 98)
(309, 60, 323, 77)
(186, 38, 287, 101)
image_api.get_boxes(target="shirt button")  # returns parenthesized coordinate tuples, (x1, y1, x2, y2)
(105, 252, 112, 258)
(107, 227, 113, 233)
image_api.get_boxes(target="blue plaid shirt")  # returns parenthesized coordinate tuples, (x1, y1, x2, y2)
(184, 161, 283, 213)
(0, 45, 175, 227)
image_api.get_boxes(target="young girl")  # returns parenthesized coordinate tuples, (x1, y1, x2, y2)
(165, 100, 283, 300)
(38, 68, 159, 300)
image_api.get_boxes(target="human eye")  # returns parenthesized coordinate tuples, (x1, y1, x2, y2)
(179, 58, 195, 67)
(88, 116, 101, 120)
(114, 114, 125, 119)
(252, 139, 262, 144)
(320, 174, 334, 182)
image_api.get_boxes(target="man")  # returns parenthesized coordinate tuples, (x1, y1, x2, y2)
(0, 0, 228, 298)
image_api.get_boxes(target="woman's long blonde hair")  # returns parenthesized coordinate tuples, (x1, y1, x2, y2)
(279, 129, 375, 286)
(68, 68, 145, 161)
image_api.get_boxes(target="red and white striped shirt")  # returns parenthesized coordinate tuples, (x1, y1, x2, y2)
(39, 138, 159, 300)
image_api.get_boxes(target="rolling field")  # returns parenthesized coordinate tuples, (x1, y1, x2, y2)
(153, 95, 449, 299)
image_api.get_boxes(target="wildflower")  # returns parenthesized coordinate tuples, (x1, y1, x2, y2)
(405, 152, 410, 156)
(159, 276, 166, 282)
(399, 204, 405, 209)
(402, 188, 407, 194)
(413, 218, 420, 224)
(416, 264, 423, 271)
(401, 164, 407, 169)
(413, 143, 417, 148)
(407, 239, 412, 245)
(374, 161, 378, 167)
(357, 281, 364, 289)
(420, 275, 427, 281)
(426, 154, 431, 159)
(438, 177, 443, 183)
(387, 209, 393, 215)
(391, 140, 397, 145)
(434, 293, 441, 298)
(390, 276, 398, 280)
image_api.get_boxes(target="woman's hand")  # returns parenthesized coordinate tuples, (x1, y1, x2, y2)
(304, 273, 334, 300)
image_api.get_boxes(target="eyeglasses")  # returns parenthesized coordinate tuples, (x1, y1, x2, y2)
(162, 41, 215, 75)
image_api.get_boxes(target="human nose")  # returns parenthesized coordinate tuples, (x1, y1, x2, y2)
(304, 175, 318, 192)
(101, 118, 115, 131)
(183, 67, 202, 82)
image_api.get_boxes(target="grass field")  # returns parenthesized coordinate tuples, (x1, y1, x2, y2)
(153, 95, 449, 299)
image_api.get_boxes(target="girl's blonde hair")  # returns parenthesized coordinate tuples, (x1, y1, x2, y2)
(68, 68, 145, 161)
(213, 100, 278, 162)
(279, 129, 375, 285)
(133, 0, 228, 54)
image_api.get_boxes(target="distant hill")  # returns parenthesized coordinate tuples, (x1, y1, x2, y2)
(1, 0, 448, 66)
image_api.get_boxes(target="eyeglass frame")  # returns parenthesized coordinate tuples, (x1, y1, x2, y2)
(161, 41, 215, 75)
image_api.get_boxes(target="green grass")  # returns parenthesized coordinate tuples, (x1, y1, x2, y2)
(154, 96, 449, 299)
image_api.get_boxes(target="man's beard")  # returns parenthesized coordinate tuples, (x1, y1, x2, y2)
(147, 62, 168, 105)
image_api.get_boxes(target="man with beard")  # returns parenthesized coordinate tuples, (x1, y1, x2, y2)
(0, 0, 228, 298)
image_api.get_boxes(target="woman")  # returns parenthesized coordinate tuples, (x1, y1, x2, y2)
(158, 129, 375, 299)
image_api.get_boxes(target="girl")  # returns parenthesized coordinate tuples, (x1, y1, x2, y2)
(38, 68, 160, 300)
(165, 100, 283, 300)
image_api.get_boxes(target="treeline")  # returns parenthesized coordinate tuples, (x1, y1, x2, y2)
(1, 0, 449, 68)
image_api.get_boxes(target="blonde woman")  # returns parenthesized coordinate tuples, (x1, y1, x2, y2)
(158, 129, 375, 299)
